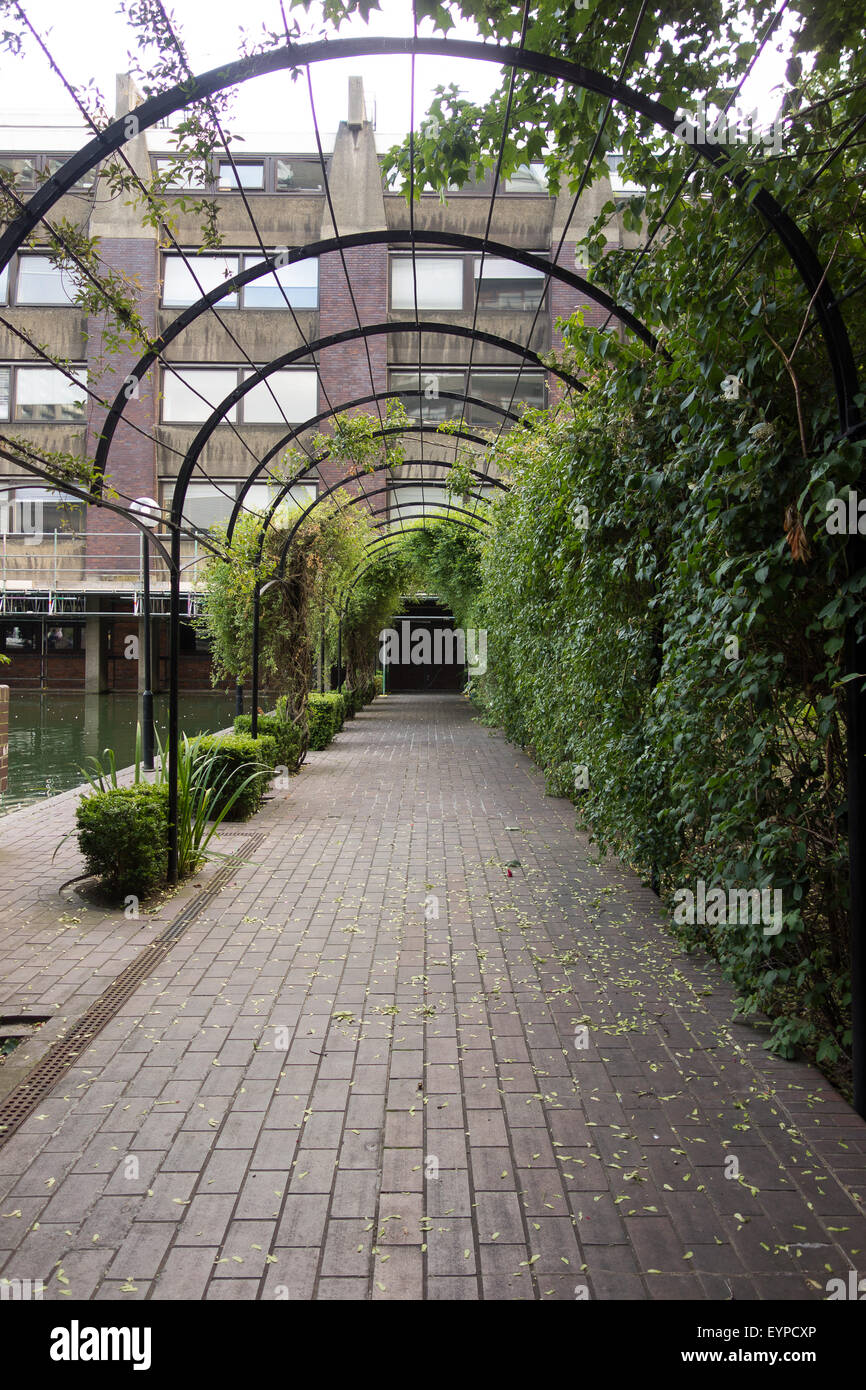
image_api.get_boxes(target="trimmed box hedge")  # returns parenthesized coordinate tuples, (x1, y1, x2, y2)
(76, 783, 168, 899)
(307, 692, 345, 750)
(196, 732, 277, 821)
(234, 712, 304, 773)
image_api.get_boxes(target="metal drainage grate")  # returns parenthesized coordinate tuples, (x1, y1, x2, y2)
(0, 832, 265, 1148)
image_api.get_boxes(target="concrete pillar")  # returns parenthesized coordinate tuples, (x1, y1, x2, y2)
(84, 614, 108, 694)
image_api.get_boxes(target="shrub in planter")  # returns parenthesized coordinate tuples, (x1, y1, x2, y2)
(306, 692, 344, 750)
(234, 713, 303, 773)
(76, 783, 168, 898)
(196, 732, 277, 821)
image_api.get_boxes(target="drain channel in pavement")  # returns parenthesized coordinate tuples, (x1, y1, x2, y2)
(0, 832, 265, 1147)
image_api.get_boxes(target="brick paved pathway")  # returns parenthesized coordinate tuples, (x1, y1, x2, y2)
(1, 693, 865, 1300)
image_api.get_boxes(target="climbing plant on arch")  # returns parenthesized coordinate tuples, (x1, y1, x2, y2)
(0, 0, 864, 1105)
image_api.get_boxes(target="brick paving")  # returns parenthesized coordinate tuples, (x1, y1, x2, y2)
(1, 691, 865, 1301)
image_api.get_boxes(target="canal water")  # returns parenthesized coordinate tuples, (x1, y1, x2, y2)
(0, 692, 239, 815)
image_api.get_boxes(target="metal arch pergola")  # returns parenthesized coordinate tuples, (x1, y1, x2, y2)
(334, 511, 491, 630)
(225, 390, 525, 543)
(247, 467, 504, 726)
(0, 36, 859, 431)
(92, 229, 665, 486)
(2, 23, 865, 1108)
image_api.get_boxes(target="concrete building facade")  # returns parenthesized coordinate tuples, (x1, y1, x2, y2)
(0, 74, 635, 690)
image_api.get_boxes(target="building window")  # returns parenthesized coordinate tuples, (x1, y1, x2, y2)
(155, 157, 206, 190)
(15, 254, 78, 305)
(162, 254, 239, 308)
(217, 160, 265, 191)
(0, 622, 85, 655)
(11, 367, 87, 421)
(389, 369, 466, 424)
(274, 158, 325, 192)
(390, 251, 548, 311)
(151, 154, 327, 195)
(467, 370, 546, 424)
(162, 369, 239, 424)
(0, 486, 86, 536)
(388, 367, 545, 427)
(473, 257, 545, 310)
(161, 252, 318, 310)
(0, 154, 93, 192)
(503, 163, 548, 193)
(0, 366, 9, 420)
(160, 480, 318, 532)
(387, 482, 495, 522)
(391, 257, 464, 310)
(0, 262, 8, 305)
(161, 367, 318, 425)
(0, 155, 36, 187)
(240, 369, 318, 424)
(241, 256, 318, 309)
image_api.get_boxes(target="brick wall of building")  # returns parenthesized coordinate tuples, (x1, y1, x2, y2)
(316, 244, 388, 502)
(84, 237, 159, 574)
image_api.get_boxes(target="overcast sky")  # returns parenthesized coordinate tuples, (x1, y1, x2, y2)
(0, 0, 796, 144)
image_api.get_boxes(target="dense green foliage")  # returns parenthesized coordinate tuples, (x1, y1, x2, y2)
(306, 693, 346, 750)
(470, 215, 865, 1084)
(76, 784, 169, 899)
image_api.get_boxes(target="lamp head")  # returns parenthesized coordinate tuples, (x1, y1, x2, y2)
(130, 496, 160, 529)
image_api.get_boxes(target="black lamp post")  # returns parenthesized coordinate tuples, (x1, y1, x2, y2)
(250, 577, 282, 738)
(130, 496, 160, 771)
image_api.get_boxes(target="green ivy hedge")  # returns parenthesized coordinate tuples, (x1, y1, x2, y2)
(76, 783, 168, 898)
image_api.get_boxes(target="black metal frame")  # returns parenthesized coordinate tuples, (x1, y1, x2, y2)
(2, 27, 864, 1113)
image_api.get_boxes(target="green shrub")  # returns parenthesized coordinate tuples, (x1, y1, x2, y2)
(76, 784, 168, 898)
(340, 686, 364, 718)
(196, 733, 277, 820)
(234, 713, 303, 772)
(307, 692, 345, 750)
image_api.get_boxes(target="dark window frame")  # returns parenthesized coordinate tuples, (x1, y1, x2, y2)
(388, 250, 549, 314)
(0, 619, 85, 656)
(0, 363, 88, 423)
(159, 363, 321, 426)
(388, 365, 548, 426)
(151, 154, 329, 195)
(160, 250, 319, 312)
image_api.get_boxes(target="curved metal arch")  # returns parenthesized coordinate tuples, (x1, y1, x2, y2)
(240, 442, 507, 572)
(336, 515, 489, 620)
(0, 35, 857, 436)
(274, 471, 502, 577)
(249, 495, 489, 719)
(225, 388, 524, 545)
(95, 228, 664, 480)
(166, 320, 580, 530)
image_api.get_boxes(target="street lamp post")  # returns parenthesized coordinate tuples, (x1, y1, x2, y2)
(130, 496, 160, 771)
(251, 578, 280, 738)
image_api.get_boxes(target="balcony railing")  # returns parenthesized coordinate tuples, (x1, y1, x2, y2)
(0, 530, 212, 597)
